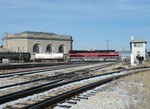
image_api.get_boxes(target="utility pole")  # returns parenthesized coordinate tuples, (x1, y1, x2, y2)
(107, 40, 109, 50)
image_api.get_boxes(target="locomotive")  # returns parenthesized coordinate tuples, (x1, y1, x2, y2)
(0, 52, 31, 63)
(68, 50, 119, 62)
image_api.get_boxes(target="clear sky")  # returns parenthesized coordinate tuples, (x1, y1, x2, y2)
(0, 0, 150, 51)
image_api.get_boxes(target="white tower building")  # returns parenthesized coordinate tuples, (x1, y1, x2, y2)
(130, 36, 147, 65)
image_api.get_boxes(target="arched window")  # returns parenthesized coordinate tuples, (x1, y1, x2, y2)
(33, 44, 39, 53)
(46, 45, 52, 53)
(59, 45, 64, 53)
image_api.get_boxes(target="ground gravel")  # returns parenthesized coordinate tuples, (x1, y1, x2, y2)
(70, 68, 150, 109)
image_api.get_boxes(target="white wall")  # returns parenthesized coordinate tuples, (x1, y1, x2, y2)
(131, 42, 146, 63)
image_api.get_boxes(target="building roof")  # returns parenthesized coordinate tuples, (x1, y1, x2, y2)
(22, 31, 57, 36)
(3, 31, 73, 41)
(130, 38, 147, 43)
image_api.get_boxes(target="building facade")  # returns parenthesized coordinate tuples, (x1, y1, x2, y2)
(130, 37, 147, 64)
(2, 31, 73, 59)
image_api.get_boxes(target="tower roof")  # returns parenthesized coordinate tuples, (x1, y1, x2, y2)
(130, 38, 147, 43)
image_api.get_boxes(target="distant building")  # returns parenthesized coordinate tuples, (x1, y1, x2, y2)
(130, 37, 147, 65)
(119, 51, 131, 61)
(2, 31, 73, 59)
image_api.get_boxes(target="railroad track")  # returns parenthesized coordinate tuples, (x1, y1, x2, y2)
(0, 62, 69, 70)
(0, 62, 96, 78)
(25, 66, 150, 109)
(0, 70, 124, 108)
(0, 63, 119, 107)
(26, 74, 125, 109)
(0, 61, 137, 109)
(0, 62, 106, 71)
(0, 62, 113, 85)
(0, 63, 114, 97)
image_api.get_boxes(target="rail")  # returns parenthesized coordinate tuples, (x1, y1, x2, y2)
(24, 67, 150, 109)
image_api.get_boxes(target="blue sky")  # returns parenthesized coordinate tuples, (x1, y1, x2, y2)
(0, 0, 150, 51)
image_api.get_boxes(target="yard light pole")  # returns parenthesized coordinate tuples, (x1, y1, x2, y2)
(107, 40, 109, 50)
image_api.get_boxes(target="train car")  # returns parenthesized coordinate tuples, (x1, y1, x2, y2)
(0, 52, 31, 63)
(68, 50, 119, 62)
(34, 53, 64, 61)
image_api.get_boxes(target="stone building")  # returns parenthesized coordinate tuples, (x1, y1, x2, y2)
(2, 31, 73, 59)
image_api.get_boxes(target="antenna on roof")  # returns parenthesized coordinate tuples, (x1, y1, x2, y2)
(131, 36, 134, 40)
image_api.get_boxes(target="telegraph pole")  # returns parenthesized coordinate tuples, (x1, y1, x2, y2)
(107, 40, 109, 50)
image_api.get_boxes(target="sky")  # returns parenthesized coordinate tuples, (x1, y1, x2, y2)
(0, 0, 150, 51)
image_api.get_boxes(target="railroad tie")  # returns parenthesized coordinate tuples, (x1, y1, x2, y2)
(57, 104, 71, 108)
(87, 93, 95, 96)
(78, 96, 88, 100)
(71, 98, 80, 101)
(66, 101, 77, 104)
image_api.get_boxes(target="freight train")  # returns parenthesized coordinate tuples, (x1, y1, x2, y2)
(0, 52, 31, 63)
(0, 52, 63, 63)
(0, 50, 119, 63)
(68, 50, 119, 62)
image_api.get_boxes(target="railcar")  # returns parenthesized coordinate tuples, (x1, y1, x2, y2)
(0, 52, 31, 63)
(69, 50, 119, 62)
(34, 53, 64, 61)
